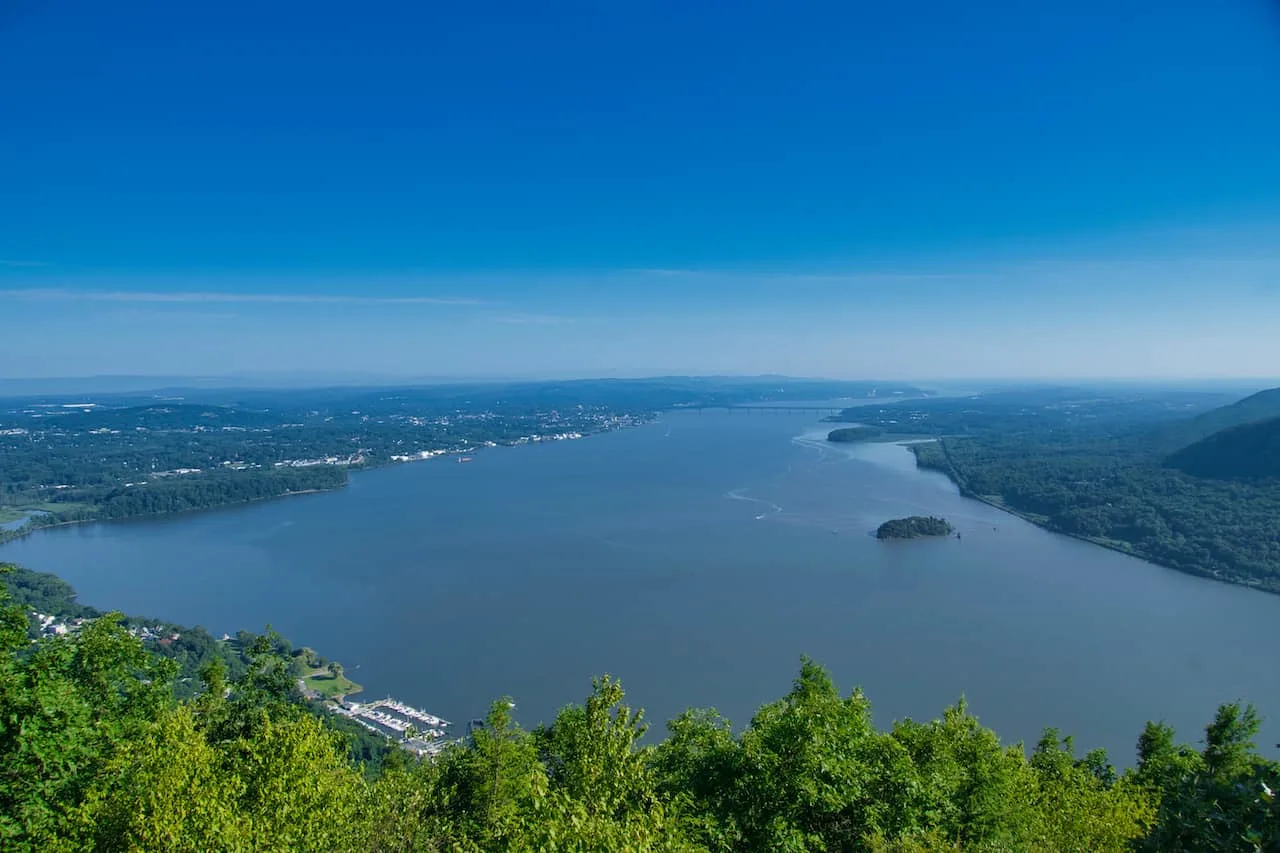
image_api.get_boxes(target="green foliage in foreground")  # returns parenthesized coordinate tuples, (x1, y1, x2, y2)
(1, 584, 1277, 850)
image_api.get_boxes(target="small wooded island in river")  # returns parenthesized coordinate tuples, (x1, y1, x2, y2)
(875, 516, 955, 540)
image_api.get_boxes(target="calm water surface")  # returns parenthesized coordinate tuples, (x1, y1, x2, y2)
(5, 409, 1279, 763)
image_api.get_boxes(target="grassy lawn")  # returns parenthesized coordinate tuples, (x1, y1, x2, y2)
(2, 503, 76, 524)
(300, 667, 363, 700)
(0, 502, 95, 524)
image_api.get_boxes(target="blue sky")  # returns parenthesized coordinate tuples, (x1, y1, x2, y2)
(2, 0, 1279, 380)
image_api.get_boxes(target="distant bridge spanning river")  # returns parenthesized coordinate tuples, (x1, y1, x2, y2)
(678, 405, 848, 415)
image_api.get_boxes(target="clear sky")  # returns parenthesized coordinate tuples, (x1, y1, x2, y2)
(3, 0, 1279, 381)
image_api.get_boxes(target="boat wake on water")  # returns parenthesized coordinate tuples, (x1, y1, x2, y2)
(790, 432, 833, 458)
(725, 488, 784, 520)
(790, 429, 874, 463)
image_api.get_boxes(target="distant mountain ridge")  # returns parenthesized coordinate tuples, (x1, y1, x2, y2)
(0, 374, 931, 400)
(1166, 415, 1280, 480)
(1150, 386, 1280, 452)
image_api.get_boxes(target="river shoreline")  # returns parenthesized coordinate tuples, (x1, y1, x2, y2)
(0, 486, 346, 546)
(9, 405, 1280, 763)
(0, 422, 633, 549)
(917, 440, 1276, 596)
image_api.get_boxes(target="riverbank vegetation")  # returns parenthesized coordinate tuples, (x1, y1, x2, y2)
(0, 562, 391, 767)
(832, 386, 1280, 593)
(876, 516, 954, 539)
(914, 435, 1280, 593)
(2, 562, 1276, 851)
(828, 426, 885, 442)
(0, 378, 922, 543)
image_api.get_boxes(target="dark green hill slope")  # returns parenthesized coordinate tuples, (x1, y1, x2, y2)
(1151, 387, 1280, 451)
(1166, 415, 1280, 480)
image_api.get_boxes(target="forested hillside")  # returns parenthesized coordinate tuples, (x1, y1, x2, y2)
(1, 563, 1276, 851)
(912, 436, 1280, 592)
(1166, 416, 1280, 481)
(827, 386, 1280, 592)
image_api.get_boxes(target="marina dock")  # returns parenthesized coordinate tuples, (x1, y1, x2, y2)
(333, 697, 453, 755)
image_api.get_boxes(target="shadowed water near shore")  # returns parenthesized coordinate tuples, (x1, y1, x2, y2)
(4, 408, 1279, 764)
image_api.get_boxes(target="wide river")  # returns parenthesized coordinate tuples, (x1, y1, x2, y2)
(5, 408, 1279, 763)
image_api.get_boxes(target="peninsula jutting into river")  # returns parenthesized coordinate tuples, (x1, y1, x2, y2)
(827, 426, 884, 442)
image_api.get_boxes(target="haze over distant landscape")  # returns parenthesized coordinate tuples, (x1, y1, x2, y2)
(4, 0, 1280, 380)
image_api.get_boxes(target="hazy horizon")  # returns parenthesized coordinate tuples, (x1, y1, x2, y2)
(4, 1, 1279, 379)
(0, 370, 1276, 400)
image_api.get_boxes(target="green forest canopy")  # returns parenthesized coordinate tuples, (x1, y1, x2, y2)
(828, 426, 885, 442)
(1166, 415, 1280, 481)
(875, 516, 955, 539)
